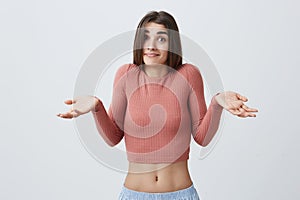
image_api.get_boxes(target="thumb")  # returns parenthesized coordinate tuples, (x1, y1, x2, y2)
(236, 93, 248, 102)
(64, 99, 76, 105)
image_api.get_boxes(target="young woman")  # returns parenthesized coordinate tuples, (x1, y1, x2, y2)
(57, 11, 258, 200)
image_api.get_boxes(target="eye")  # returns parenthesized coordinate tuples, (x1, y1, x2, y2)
(158, 37, 166, 42)
(144, 34, 149, 40)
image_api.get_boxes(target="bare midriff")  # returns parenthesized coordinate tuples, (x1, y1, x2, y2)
(123, 160, 193, 193)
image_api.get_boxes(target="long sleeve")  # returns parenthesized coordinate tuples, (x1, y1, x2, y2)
(91, 64, 129, 146)
(187, 65, 223, 147)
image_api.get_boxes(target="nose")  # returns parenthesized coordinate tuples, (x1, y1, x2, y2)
(145, 38, 157, 50)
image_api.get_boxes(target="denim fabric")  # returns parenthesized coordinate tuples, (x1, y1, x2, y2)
(118, 184, 200, 200)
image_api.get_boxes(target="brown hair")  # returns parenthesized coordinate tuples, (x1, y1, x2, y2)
(133, 11, 183, 70)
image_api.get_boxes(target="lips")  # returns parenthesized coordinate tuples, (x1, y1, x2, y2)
(144, 53, 160, 57)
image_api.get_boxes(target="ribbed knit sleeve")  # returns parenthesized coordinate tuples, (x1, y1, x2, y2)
(187, 65, 223, 147)
(91, 64, 129, 146)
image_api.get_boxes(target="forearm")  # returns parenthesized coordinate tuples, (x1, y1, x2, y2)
(194, 95, 223, 146)
(91, 99, 124, 146)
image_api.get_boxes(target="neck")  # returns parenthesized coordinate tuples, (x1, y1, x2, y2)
(143, 64, 169, 78)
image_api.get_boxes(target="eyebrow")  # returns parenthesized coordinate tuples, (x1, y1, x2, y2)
(144, 30, 168, 35)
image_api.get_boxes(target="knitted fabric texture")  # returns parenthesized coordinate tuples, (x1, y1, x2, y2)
(92, 63, 223, 163)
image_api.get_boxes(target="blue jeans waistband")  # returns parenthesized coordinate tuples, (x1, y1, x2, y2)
(119, 184, 200, 200)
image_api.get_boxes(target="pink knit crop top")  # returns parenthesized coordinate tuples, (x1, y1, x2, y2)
(92, 63, 223, 163)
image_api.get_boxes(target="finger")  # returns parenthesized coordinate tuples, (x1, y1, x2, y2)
(229, 107, 250, 117)
(242, 112, 256, 118)
(238, 111, 257, 118)
(57, 112, 74, 119)
(236, 105, 255, 117)
(64, 99, 76, 105)
(242, 105, 259, 112)
(228, 108, 242, 115)
(236, 93, 248, 102)
(248, 113, 257, 117)
(237, 114, 247, 118)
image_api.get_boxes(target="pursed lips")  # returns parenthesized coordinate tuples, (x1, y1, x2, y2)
(144, 53, 160, 57)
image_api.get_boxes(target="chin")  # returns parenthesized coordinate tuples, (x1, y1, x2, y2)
(143, 59, 166, 66)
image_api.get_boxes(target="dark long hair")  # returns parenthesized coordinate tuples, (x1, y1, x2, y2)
(133, 11, 183, 70)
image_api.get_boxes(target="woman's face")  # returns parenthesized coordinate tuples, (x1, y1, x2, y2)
(143, 22, 169, 66)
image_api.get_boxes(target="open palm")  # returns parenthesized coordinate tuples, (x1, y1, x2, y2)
(215, 91, 258, 118)
(57, 95, 99, 119)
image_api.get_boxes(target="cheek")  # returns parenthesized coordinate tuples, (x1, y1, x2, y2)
(158, 43, 168, 59)
(161, 50, 168, 59)
(158, 42, 168, 51)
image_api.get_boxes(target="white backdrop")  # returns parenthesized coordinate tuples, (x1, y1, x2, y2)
(1, 0, 299, 199)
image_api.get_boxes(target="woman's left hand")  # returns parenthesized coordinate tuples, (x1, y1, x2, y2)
(214, 91, 258, 118)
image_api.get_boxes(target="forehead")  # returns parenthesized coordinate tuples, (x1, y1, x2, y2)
(144, 22, 168, 34)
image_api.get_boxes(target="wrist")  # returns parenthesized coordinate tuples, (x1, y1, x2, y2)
(212, 93, 223, 109)
(93, 96, 102, 112)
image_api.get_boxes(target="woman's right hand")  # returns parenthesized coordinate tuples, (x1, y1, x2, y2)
(57, 95, 101, 119)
